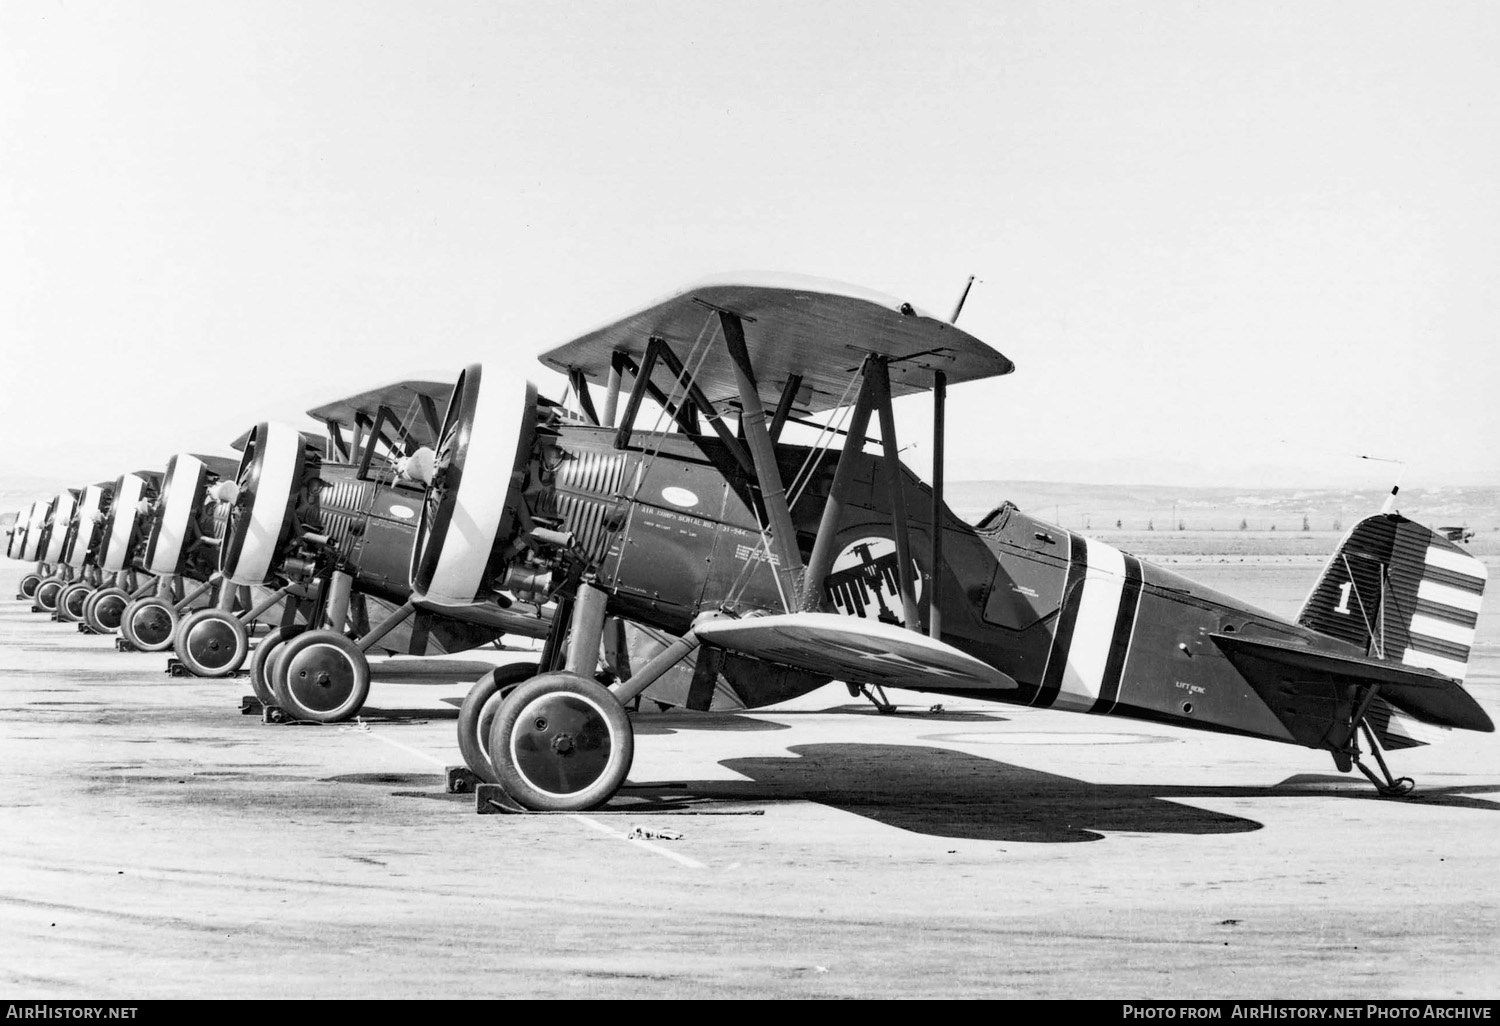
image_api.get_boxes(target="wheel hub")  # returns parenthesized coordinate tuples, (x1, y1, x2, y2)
(186, 618, 238, 668)
(95, 597, 126, 630)
(285, 645, 356, 713)
(133, 606, 173, 645)
(513, 695, 611, 794)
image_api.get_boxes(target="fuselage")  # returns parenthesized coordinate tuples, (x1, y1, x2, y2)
(533, 424, 1355, 746)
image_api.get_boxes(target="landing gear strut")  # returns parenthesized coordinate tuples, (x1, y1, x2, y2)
(1351, 720, 1415, 797)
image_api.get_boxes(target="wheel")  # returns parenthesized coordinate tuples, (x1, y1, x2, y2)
(18, 573, 42, 600)
(121, 597, 180, 652)
(271, 629, 371, 723)
(34, 576, 66, 613)
(173, 608, 250, 677)
(57, 583, 93, 623)
(1380, 777, 1416, 798)
(248, 625, 308, 708)
(456, 661, 539, 784)
(487, 672, 633, 811)
(85, 587, 132, 634)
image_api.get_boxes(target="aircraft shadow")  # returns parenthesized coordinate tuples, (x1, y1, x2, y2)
(638, 743, 1500, 843)
(821, 703, 1008, 723)
(333, 706, 460, 722)
(633, 712, 791, 736)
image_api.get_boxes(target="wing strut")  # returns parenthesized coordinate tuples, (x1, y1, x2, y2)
(869, 358, 922, 629)
(719, 311, 805, 602)
(929, 369, 946, 639)
(567, 367, 600, 426)
(801, 364, 878, 612)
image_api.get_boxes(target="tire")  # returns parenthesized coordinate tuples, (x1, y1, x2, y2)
(121, 597, 180, 652)
(85, 587, 132, 635)
(487, 672, 633, 811)
(57, 583, 93, 623)
(173, 608, 251, 677)
(34, 576, 65, 613)
(18, 573, 42, 600)
(456, 661, 539, 784)
(271, 629, 371, 723)
(248, 625, 308, 709)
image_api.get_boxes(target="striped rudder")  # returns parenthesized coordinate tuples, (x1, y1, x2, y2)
(1298, 513, 1486, 681)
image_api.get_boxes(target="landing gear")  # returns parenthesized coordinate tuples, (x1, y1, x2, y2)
(18, 573, 41, 600)
(120, 597, 179, 652)
(56, 583, 93, 623)
(456, 661, 540, 784)
(84, 587, 131, 634)
(173, 608, 250, 677)
(34, 576, 64, 613)
(270, 630, 370, 723)
(851, 682, 898, 714)
(486, 672, 634, 812)
(1352, 720, 1416, 797)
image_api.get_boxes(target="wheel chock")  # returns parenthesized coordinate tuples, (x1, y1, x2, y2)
(446, 766, 481, 794)
(475, 784, 529, 815)
(166, 658, 190, 677)
(261, 704, 289, 724)
(115, 638, 137, 652)
(77, 623, 97, 634)
(240, 696, 263, 716)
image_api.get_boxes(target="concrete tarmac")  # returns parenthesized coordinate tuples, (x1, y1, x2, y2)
(0, 561, 1496, 1000)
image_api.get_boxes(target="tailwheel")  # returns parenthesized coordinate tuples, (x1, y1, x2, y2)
(271, 629, 371, 723)
(18, 573, 42, 600)
(85, 587, 132, 634)
(248, 625, 308, 709)
(57, 583, 93, 623)
(121, 597, 180, 652)
(34, 576, 65, 613)
(174, 608, 251, 677)
(456, 661, 539, 784)
(487, 672, 633, 812)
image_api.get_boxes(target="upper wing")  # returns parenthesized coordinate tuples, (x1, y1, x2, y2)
(538, 272, 1014, 417)
(305, 379, 455, 451)
(695, 612, 1017, 693)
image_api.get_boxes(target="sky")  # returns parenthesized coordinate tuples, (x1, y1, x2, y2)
(2, 0, 1497, 500)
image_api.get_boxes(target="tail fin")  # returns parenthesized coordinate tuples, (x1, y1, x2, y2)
(1299, 513, 1486, 681)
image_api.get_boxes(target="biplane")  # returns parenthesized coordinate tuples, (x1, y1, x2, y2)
(27, 490, 82, 614)
(10, 501, 46, 597)
(51, 480, 118, 623)
(407, 272, 1490, 812)
(210, 379, 551, 719)
(78, 469, 166, 635)
(113, 453, 260, 658)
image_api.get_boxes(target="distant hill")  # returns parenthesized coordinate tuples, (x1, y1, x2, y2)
(946, 481, 1499, 536)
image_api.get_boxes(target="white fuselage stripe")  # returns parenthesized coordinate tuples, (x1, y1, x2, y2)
(43, 494, 76, 564)
(66, 487, 103, 568)
(422, 372, 524, 606)
(228, 424, 299, 586)
(1052, 538, 1127, 713)
(149, 455, 203, 574)
(103, 477, 144, 571)
(23, 503, 47, 561)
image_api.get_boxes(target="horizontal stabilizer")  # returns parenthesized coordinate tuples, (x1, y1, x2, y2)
(1211, 633, 1492, 734)
(696, 613, 1017, 692)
